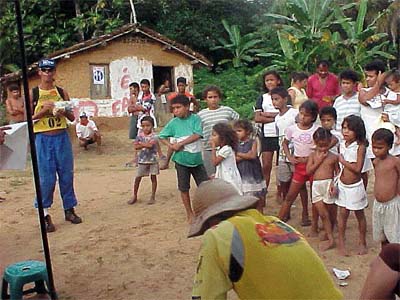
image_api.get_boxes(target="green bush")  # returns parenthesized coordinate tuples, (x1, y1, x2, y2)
(194, 67, 263, 119)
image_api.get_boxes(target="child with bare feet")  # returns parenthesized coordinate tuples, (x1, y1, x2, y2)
(371, 128, 400, 246)
(306, 128, 339, 251)
(159, 95, 208, 223)
(127, 116, 162, 205)
(272, 87, 308, 207)
(278, 100, 319, 226)
(336, 115, 369, 256)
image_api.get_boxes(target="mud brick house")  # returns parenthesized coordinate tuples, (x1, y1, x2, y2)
(1, 24, 212, 122)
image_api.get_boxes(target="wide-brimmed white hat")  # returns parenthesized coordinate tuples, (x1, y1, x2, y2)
(188, 179, 258, 238)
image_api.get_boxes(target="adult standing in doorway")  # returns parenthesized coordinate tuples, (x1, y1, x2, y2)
(307, 60, 340, 110)
(127, 82, 140, 140)
(30, 58, 82, 232)
(254, 71, 282, 191)
(167, 77, 199, 113)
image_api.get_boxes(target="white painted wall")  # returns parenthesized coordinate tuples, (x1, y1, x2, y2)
(72, 60, 194, 118)
(109, 56, 153, 100)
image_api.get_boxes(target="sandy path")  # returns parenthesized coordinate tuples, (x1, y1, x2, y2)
(0, 118, 381, 299)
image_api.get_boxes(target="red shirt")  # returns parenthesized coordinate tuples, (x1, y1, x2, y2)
(167, 91, 194, 101)
(306, 73, 340, 110)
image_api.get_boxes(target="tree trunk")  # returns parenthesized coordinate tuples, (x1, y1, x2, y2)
(73, 0, 85, 41)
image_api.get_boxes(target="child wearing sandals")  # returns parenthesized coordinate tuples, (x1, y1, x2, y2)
(278, 100, 319, 226)
(337, 115, 369, 256)
(306, 128, 339, 251)
(371, 128, 400, 246)
(233, 119, 267, 211)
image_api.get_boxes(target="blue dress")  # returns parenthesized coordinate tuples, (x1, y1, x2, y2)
(237, 139, 267, 198)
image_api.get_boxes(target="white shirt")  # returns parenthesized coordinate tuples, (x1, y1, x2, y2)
(215, 145, 243, 195)
(360, 87, 397, 158)
(76, 120, 98, 139)
(275, 107, 298, 161)
(255, 93, 279, 137)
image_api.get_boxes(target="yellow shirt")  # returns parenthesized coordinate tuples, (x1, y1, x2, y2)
(33, 87, 68, 133)
(192, 209, 342, 300)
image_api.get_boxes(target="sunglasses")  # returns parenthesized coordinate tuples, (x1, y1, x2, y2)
(40, 68, 54, 73)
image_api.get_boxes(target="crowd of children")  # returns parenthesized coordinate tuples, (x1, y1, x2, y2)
(123, 59, 400, 257)
(4, 58, 392, 253)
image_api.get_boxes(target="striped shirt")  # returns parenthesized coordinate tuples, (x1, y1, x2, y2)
(198, 106, 240, 150)
(333, 93, 361, 131)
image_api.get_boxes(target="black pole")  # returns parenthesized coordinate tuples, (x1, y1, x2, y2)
(14, 1, 57, 299)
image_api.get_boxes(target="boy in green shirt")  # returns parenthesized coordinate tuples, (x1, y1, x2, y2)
(159, 95, 208, 223)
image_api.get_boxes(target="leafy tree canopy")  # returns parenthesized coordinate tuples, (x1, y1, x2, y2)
(0, 0, 268, 71)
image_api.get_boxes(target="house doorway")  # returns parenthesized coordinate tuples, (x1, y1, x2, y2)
(153, 66, 173, 94)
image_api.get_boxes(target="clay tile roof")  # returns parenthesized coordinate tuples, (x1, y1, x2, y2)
(1, 23, 212, 83)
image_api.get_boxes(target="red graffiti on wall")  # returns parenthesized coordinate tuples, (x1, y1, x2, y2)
(73, 100, 99, 118)
(72, 98, 130, 118)
(120, 67, 132, 89)
(111, 97, 130, 116)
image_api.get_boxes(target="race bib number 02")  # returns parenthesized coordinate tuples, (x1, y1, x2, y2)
(47, 116, 62, 128)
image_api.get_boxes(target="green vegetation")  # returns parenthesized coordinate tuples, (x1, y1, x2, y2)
(194, 67, 262, 119)
(0, 0, 398, 119)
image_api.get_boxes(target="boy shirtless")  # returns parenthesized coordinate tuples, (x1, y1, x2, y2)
(371, 128, 400, 246)
(306, 128, 339, 251)
(5, 84, 25, 124)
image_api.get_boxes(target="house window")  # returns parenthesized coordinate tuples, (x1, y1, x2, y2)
(90, 64, 110, 99)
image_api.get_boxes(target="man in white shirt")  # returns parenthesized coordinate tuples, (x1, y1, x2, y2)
(76, 112, 101, 150)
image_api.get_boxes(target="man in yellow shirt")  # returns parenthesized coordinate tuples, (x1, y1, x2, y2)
(30, 59, 82, 232)
(189, 179, 342, 300)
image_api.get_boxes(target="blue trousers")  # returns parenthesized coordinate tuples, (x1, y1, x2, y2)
(34, 130, 78, 210)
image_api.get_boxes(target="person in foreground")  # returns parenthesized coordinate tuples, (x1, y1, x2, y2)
(189, 179, 342, 300)
(159, 95, 208, 223)
(360, 243, 400, 300)
(30, 58, 82, 232)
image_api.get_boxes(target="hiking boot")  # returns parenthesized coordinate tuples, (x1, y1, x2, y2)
(64, 208, 82, 224)
(45, 215, 56, 233)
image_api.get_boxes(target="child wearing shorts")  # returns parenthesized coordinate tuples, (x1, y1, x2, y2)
(306, 128, 339, 251)
(159, 95, 208, 223)
(371, 128, 400, 246)
(278, 100, 319, 225)
(271, 87, 299, 201)
(127, 116, 162, 205)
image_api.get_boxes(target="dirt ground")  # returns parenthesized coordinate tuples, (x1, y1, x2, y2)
(0, 117, 382, 299)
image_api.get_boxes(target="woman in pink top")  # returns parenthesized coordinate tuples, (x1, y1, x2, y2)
(307, 60, 340, 110)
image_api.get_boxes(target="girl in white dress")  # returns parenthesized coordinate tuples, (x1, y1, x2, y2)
(210, 123, 243, 194)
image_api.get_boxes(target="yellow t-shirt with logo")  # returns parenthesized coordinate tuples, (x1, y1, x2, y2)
(33, 88, 68, 133)
(192, 209, 342, 300)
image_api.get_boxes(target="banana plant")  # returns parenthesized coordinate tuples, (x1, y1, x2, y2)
(257, 0, 346, 72)
(333, 0, 395, 74)
(212, 19, 262, 68)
